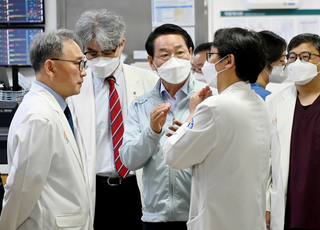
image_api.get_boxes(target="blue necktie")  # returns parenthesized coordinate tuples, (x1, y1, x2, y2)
(64, 105, 74, 136)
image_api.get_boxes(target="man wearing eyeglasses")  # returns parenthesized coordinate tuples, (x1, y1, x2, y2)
(0, 29, 92, 230)
(67, 9, 159, 230)
(191, 42, 212, 83)
(119, 23, 217, 230)
(266, 33, 320, 230)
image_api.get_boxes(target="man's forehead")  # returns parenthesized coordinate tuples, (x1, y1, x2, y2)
(211, 46, 218, 52)
(290, 42, 317, 53)
(63, 40, 84, 59)
(193, 52, 206, 62)
(158, 44, 185, 51)
(154, 34, 187, 49)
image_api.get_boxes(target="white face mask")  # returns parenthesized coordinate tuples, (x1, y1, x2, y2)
(201, 55, 229, 88)
(288, 60, 320, 85)
(264, 64, 288, 84)
(154, 57, 191, 84)
(193, 72, 206, 83)
(87, 55, 120, 78)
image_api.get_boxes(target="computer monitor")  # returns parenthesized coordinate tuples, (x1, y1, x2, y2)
(0, 0, 44, 24)
(0, 27, 44, 66)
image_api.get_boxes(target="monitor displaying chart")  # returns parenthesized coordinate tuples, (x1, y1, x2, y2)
(0, 28, 43, 66)
(0, 0, 44, 23)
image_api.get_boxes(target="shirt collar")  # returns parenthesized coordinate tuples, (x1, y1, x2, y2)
(34, 80, 67, 111)
(251, 82, 263, 88)
(112, 60, 123, 80)
(160, 78, 189, 98)
(92, 61, 123, 85)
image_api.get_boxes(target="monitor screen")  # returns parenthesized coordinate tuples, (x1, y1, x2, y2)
(0, 0, 44, 24)
(0, 28, 43, 66)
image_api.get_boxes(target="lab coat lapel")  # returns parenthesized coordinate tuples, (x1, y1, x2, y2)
(71, 69, 96, 155)
(58, 104, 85, 172)
(32, 84, 85, 173)
(123, 64, 141, 105)
(277, 85, 297, 193)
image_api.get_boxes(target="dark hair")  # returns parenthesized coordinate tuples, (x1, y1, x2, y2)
(214, 29, 224, 39)
(213, 27, 266, 83)
(288, 33, 320, 54)
(258, 30, 286, 63)
(145, 23, 194, 58)
(194, 42, 212, 56)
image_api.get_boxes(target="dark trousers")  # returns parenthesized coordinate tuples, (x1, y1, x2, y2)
(143, 222, 187, 230)
(94, 175, 142, 230)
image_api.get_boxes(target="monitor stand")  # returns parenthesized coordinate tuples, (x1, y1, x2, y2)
(12, 65, 19, 91)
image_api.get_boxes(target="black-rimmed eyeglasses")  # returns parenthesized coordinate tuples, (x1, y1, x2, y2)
(206, 52, 219, 62)
(286, 52, 320, 63)
(50, 58, 87, 71)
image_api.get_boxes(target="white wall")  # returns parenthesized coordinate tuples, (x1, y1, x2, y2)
(207, 0, 320, 93)
(5, 0, 57, 85)
(208, 0, 320, 42)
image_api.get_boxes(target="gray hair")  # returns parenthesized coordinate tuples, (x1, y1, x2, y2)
(75, 9, 125, 50)
(29, 29, 82, 73)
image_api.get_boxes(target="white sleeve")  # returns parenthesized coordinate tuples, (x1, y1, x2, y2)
(163, 104, 218, 170)
(0, 119, 53, 230)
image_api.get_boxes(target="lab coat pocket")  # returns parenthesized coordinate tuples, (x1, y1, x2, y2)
(187, 209, 207, 230)
(56, 212, 85, 228)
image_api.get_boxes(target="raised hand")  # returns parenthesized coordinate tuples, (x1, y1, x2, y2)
(189, 86, 213, 114)
(150, 103, 171, 133)
(166, 119, 183, 137)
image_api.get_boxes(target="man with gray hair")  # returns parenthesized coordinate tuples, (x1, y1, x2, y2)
(0, 29, 92, 230)
(68, 9, 158, 229)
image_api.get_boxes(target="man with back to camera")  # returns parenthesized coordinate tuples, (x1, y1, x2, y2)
(266, 33, 320, 230)
(191, 42, 212, 82)
(163, 27, 270, 230)
(67, 9, 159, 230)
(0, 29, 92, 230)
(119, 23, 217, 230)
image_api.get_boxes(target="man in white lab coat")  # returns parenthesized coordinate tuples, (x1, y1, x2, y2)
(266, 33, 320, 230)
(0, 30, 92, 230)
(68, 9, 158, 230)
(163, 27, 270, 230)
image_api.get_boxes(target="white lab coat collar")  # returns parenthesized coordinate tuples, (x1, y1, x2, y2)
(220, 81, 251, 95)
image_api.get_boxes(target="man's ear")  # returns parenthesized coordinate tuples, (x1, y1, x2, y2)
(120, 38, 126, 52)
(225, 54, 235, 69)
(189, 47, 193, 63)
(43, 59, 55, 78)
(147, 55, 157, 72)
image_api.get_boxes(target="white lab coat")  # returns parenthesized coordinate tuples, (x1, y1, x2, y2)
(68, 64, 159, 216)
(164, 81, 270, 230)
(0, 83, 92, 230)
(265, 84, 296, 230)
